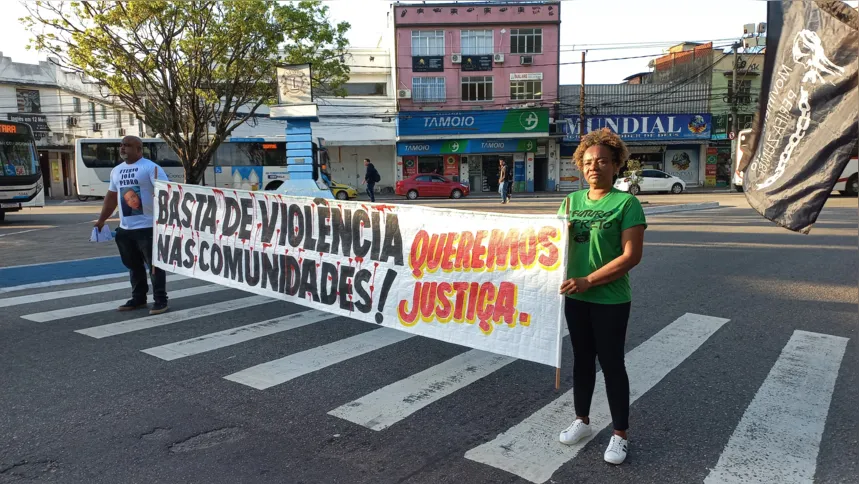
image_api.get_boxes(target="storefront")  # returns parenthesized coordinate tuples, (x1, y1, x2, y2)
(396, 108, 551, 193)
(560, 113, 713, 189)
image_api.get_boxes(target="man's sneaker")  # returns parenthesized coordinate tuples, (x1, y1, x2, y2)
(118, 299, 147, 311)
(149, 302, 169, 315)
(604, 434, 629, 465)
(559, 419, 592, 445)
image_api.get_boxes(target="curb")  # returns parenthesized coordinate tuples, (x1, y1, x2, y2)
(643, 201, 721, 215)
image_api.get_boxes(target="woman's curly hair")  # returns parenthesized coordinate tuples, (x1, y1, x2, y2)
(572, 128, 630, 170)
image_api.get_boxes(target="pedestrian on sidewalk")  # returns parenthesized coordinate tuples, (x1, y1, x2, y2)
(504, 160, 513, 203)
(362, 158, 379, 203)
(94, 135, 170, 315)
(498, 160, 508, 204)
(556, 128, 646, 465)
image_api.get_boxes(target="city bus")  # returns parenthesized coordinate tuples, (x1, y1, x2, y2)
(75, 136, 337, 197)
(733, 128, 858, 196)
(0, 120, 44, 221)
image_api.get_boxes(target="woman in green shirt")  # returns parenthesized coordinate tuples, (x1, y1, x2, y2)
(556, 128, 647, 465)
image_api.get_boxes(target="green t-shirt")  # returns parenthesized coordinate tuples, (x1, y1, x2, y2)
(557, 188, 647, 304)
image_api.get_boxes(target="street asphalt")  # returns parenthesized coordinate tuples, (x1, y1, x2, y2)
(0, 193, 856, 483)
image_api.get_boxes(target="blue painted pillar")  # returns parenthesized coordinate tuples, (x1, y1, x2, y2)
(285, 121, 315, 180)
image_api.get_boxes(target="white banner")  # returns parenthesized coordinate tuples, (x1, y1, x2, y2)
(152, 181, 567, 367)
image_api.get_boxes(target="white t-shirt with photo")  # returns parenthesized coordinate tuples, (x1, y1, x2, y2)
(108, 157, 168, 230)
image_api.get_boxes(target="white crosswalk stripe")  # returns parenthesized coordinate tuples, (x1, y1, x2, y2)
(75, 295, 272, 339)
(224, 328, 415, 390)
(1, 275, 185, 309)
(463, 313, 730, 484)
(21, 284, 228, 323)
(141, 310, 337, 361)
(329, 349, 515, 431)
(704, 330, 849, 484)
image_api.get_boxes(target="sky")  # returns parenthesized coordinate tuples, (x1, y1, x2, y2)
(3, 0, 855, 85)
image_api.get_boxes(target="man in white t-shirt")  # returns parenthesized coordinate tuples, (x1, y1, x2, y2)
(94, 136, 170, 314)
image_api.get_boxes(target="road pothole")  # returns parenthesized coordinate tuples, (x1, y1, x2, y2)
(169, 427, 245, 453)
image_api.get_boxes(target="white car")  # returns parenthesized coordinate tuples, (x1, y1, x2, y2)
(615, 169, 686, 195)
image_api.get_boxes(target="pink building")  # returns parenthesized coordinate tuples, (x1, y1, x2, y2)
(391, 1, 563, 194)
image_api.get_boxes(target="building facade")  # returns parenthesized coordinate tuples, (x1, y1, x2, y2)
(0, 53, 143, 198)
(391, 1, 562, 193)
(558, 83, 712, 189)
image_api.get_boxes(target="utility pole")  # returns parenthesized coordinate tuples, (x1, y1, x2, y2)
(579, 50, 586, 190)
(730, 40, 741, 192)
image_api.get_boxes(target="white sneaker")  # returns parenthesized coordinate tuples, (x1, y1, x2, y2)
(604, 434, 629, 464)
(559, 419, 592, 445)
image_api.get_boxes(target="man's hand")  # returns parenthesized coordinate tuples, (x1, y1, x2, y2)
(560, 277, 592, 295)
(94, 219, 105, 231)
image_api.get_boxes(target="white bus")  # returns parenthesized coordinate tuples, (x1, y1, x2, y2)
(1, 120, 44, 221)
(75, 136, 332, 198)
(733, 128, 858, 196)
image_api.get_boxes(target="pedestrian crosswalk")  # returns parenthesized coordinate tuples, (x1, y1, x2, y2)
(3, 274, 851, 484)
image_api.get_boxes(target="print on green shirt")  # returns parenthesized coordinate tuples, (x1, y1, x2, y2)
(557, 188, 647, 304)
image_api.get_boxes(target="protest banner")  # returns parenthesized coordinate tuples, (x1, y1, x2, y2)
(152, 181, 568, 367)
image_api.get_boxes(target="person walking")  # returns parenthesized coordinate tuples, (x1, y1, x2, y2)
(94, 135, 170, 315)
(362, 158, 379, 203)
(556, 128, 646, 465)
(498, 160, 508, 204)
(504, 160, 513, 203)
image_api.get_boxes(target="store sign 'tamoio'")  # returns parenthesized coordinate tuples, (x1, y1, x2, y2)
(397, 108, 549, 136)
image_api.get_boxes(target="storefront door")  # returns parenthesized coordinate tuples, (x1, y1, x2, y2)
(481, 155, 512, 192)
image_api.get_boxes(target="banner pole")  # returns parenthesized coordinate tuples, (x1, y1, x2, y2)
(554, 195, 571, 391)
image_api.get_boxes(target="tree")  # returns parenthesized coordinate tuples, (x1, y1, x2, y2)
(623, 159, 643, 196)
(22, 0, 350, 184)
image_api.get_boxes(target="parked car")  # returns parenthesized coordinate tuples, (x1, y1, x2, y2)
(395, 174, 469, 200)
(615, 169, 686, 195)
(329, 180, 358, 200)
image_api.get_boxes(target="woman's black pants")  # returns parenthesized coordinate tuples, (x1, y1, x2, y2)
(565, 297, 631, 431)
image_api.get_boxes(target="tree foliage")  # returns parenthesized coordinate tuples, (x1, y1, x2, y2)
(22, 0, 350, 184)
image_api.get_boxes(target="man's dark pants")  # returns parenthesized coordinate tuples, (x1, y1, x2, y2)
(367, 182, 376, 202)
(115, 227, 167, 304)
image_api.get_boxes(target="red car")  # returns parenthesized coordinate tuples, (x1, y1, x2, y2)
(395, 174, 470, 200)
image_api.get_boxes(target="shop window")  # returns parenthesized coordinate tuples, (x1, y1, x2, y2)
(461, 30, 493, 55)
(418, 156, 444, 174)
(412, 77, 446, 103)
(510, 80, 542, 100)
(461, 76, 493, 102)
(411, 30, 445, 56)
(510, 28, 542, 54)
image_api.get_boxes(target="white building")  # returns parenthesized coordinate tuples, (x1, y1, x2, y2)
(0, 53, 143, 198)
(228, 47, 397, 191)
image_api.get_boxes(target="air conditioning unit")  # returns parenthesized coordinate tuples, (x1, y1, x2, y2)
(493, 53, 504, 63)
(118, 128, 126, 136)
(66, 116, 79, 127)
(397, 89, 412, 99)
(520, 55, 533, 65)
(92, 123, 102, 132)
(451, 53, 462, 64)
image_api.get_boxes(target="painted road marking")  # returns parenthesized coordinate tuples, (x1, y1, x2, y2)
(21, 284, 227, 323)
(141, 310, 337, 361)
(75, 295, 272, 339)
(224, 328, 414, 390)
(464, 313, 730, 484)
(0, 273, 129, 294)
(329, 349, 515, 431)
(0, 275, 185, 309)
(0, 255, 126, 288)
(704, 330, 849, 484)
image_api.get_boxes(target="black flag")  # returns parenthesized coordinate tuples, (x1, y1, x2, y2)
(738, 0, 858, 234)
